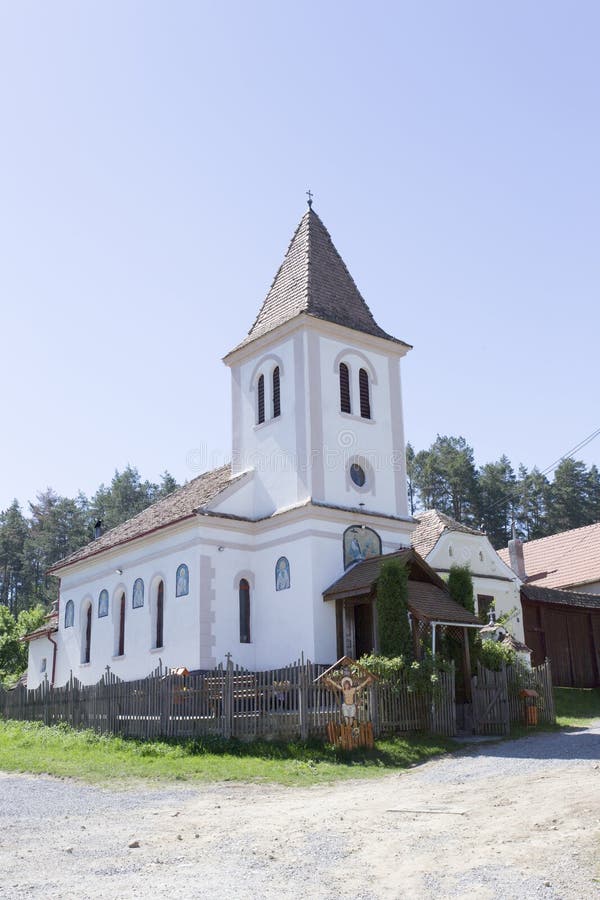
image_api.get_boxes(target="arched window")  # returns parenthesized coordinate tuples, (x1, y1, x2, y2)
(359, 368, 371, 419)
(257, 374, 265, 424)
(116, 593, 126, 657)
(155, 581, 164, 649)
(132, 578, 144, 608)
(272, 366, 281, 418)
(98, 589, 109, 618)
(64, 599, 74, 629)
(339, 363, 351, 414)
(239, 579, 250, 643)
(82, 604, 92, 664)
(176, 564, 189, 597)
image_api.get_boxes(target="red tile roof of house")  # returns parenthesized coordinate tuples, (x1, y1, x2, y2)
(498, 522, 600, 590)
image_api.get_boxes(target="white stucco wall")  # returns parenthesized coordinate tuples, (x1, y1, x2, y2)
(226, 320, 411, 523)
(26, 635, 56, 689)
(427, 531, 524, 641)
(424, 532, 525, 642)
(38, 506, 414, 687)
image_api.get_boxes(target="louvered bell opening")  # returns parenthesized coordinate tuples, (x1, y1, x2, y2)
(257, 374, 265, 424)
(339, 363, 351, 414)
(272, 366, 280, 418)
(359, 368, 371, 419)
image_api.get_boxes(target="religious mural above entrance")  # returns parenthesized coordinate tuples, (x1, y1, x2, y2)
(343, 525, 381, 569)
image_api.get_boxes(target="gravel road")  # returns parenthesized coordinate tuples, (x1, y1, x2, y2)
(1, 723, 598, 900)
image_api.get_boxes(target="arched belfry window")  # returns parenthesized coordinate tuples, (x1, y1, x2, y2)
(257, 375, 265, 424)
(272, 366, 280, 418)
(359, 368, 371, 419)
(239, 579, 251, 644)
(339, 363, 351, 414)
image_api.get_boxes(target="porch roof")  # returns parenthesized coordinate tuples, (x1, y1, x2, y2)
(323, 548, 482, 627)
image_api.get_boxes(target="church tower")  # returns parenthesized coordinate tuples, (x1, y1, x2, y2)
(222, 203, 413, 524)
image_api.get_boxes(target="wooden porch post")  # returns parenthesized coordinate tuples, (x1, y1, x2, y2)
(462, 627, 472, 702)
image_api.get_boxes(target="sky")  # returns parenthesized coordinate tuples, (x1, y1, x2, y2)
(1, 1, 599, 512)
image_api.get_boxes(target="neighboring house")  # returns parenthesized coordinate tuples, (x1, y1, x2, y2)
(411, 510, 524, 642)
(26, 203, 478, 689)
(497, 522, 600, 593)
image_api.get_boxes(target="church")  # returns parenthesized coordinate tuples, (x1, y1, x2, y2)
(26, 203, 474, 689)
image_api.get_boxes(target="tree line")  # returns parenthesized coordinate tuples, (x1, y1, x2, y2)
(0, 467, 178, 617)
(407, 435, 600, 548)
(1, 435, 599, 622)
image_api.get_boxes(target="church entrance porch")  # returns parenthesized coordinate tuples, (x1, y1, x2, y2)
(335, 597, 377, 660)
(324, 548, 483, 700)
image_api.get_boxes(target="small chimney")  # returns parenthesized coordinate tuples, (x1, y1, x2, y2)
(508, 536, 527, 581)
(94, 519, 103, 540)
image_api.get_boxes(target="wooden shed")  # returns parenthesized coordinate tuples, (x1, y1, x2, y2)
(521, 584, 600, 687)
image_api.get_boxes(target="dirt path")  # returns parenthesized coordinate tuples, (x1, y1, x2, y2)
(1, 724, 598, 899)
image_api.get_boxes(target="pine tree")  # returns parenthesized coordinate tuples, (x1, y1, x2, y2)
(516, 465, 550, 540)
(477, 456, 516, 548)
(0, 501, 28, 614)
(547, 459, 590, 532)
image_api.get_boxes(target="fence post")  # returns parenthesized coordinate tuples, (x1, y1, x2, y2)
(160, 673, 170, 736)
(369, 683, 380, 739)
(298, 665, 309, 741)
(222, 655, 233, 740)
(43, 677, 49, 726)
(544, 658, 556, 723)
(68, 672, 74, 727)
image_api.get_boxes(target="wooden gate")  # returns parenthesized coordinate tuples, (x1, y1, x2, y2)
(472, 662, 509, 735)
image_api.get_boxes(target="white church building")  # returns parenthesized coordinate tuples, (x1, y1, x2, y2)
(26, 203, 479, 689)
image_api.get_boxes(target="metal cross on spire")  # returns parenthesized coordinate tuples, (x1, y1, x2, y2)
(306, 189, 313, 208)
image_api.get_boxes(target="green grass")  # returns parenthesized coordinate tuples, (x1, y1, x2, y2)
(554, 687, 600, 727)
(0, 719, 457, 787)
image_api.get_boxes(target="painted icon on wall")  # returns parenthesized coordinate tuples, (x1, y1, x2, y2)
(132, 578, 144, 608)
(343, 526, 382, 569)
(275, 557, 290, 591)
(64, 599, 74, 628)
(176, 564, 189, 597)
(98, 589, 109, 618)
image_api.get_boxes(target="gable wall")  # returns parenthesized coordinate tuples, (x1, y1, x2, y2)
(425, 532, 524, 641)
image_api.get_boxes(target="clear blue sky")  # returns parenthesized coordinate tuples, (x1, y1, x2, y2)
(1, 2, 599, 512)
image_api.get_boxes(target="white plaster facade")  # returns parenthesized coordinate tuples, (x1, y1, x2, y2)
(27, 209, 415, 688)
(423, 531, 525, 642)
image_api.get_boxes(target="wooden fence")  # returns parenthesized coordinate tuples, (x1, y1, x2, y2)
(472, 659, 555, 735)
(506, 658, 555, 725)
(0, 658, 554, 742)
(0, 658, 457, 740)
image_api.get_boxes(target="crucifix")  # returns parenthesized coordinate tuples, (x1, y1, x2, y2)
(306, 189, 313, 208)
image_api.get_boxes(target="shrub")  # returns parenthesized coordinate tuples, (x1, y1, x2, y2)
(477, 639, 516, 671)
(447, 565, 474, 614)
(376, 559, 412, 659)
